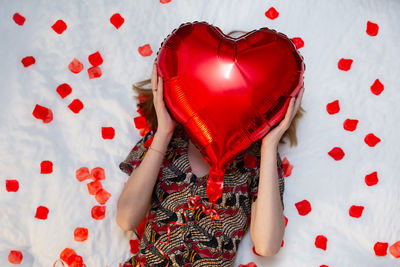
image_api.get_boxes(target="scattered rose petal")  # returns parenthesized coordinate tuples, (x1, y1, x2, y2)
(138, 93, 151, 104)
(91, 167, 105, 180)
(349, 205, 364, 218)
(365, 171, 378, 186)
(88, 51, 103, 66)
(102, 127, 115, 139)
(95, 189, 111, 205)
(32, 104, 53, 123)
(389, 241, 400, 258)
(134, 116, 148, 130)
(315, 235, 327, 250)
(57, 83, 72, 98)
(60, 248, 77, 265)
(366, 21, 379, 36)
(68, 58, 84, 74)
(291, 37, 304, 49)
(338, 58, 353, 71)
(6, 180, 19, 192)
(265, 7, 279, 20)
(40, 160, 53, 174)
(35, 206, 49, 220)
(374, 242, 388, 256)
(364, 133, 381, 147)
(238, 262, 257, 267)
(343, 119, 358, 131)
(138, 44, 153, 57)
(295, 200, 311, 215)
(91, 205, 106, 220)
(370, 79, 384, 95)
(326, 100, 340, 115)
(244, 154, 258, 168)
(160, 0, 171, 3)
(110, 13, 125, 29)
(281, 240, 284, 247)
(87, 180, 103, 195)
(21, 56, 35, 67)
(13, 13, 26, 26)
(51, 19, 67, 34)
(8, 250, 23, 264)
(88, 66, 102, 79)
(76, 167, 92, 182)
(68, 99, 84, 114)
(328, 147, 345, 160)
(282, 157, 293, 177)
(139, 126, 152, 137)
(144, 136, 154, 148)
(284, 216, 288, 227)
(74, 227, 89, 242)
(130, 239, 140, 254)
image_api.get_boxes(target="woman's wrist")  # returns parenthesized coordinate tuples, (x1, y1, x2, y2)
(151, 130, 173, 153)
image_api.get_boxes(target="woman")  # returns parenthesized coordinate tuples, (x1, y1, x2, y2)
(117, 31, 305, 267)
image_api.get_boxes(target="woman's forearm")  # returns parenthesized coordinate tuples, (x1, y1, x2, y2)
(116, 130, 173, 231)
(250, 142, 285, 256)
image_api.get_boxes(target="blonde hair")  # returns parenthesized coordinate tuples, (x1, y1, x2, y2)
(131, 30, 306, 147)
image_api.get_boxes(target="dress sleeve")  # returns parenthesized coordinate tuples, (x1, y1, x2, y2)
(249, 151, 285, 210)
(119, 129, 156, 176)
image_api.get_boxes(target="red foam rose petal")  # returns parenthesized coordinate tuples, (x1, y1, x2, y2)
(282, 157, 293, 177)
(130, 239, 140, 254)
(13, 13, 26, 26)
(365, 171, 378, 186)
(244, 154, 258, 168)
(284, 216, 288, 227)
(349, 205, 364, 218)
(389, 241, 400, 258)
(281, 240, 284, 247)
(57, 83, 72, 98)
(88, 51, 103, 67)
(364, 133, 381, 147)
(76, 167, 92, 182)
(343, 119, 358, 131)
(68, 99, 84, 114)
(74, 227, 89, 242)
(8, 250, 23, 264)
(328, 147, 345, 160)
(110, 13, 125, 29)
(102, 127, 115, 139)
(315, 235, 327, 250)
(374, 242, 388, 256)
(35, 206, 49, 220)
(326, 100, 340, 115)
(291, 37, 304, 49)
(143, 136, 154, 149)
(370, 79, 384, 95)
(21, 56, 35, 67)
(60, 248, 77, 265)
(160, 0, 171, 3)
(32, 104, 53, 123)
(51, 19, 67, 34)
(338, 58, 353, 71)
(366, 21, 379, 36)
(238, 262, 257, 267)
(138, 93, 151, 104)
(91, 167, 105, 180)
(88, 66, 102, 79)
(6, 180, 19, 192)
(69, 58, 83, 74)
(295, 200, 312, 215)
(265, 7, 279, 20)
(137, 107, 146, 117)
(134, 116, 148, 130)
(140, 126, 152, 137)
(91, 205, 106, 220)
(95, 188, 111, 205)
(40, 160, 53, 174)
(87, 180, 103, 195)
(138, 44, 153, 57)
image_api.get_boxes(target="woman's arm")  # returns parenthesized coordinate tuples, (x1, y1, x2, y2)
(250, 141, 285, 256)
(116, 130, 173, 231)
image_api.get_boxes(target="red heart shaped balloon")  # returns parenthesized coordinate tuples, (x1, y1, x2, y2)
(156, 21, 305, 203)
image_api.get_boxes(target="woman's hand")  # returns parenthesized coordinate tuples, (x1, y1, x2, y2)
(261, 87, 305, 147)
(151, 62, 177, 136)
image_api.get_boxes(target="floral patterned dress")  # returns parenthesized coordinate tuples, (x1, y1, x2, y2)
(119, 126, 285, 267)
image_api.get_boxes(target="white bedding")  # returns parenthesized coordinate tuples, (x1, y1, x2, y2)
(1, 0, 399, 266)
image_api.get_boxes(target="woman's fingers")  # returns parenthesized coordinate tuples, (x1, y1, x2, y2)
(292, 87, 304, 119)
(151, 62, 158, 93)
(157, 76, 163, 103)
